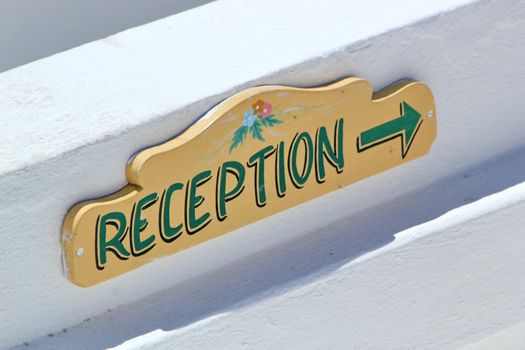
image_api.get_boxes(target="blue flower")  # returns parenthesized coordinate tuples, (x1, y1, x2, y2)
(242, 108, 256, 127)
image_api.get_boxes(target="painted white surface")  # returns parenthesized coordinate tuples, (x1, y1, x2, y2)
(0, 0, 213, 73)
(460, 321, 525, 350)
(0, 0, 476, 177)
(108, 182, 525, 350)
(1, 0, 525, 348)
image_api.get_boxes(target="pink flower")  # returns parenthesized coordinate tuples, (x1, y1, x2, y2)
(261, 102, 272, 118)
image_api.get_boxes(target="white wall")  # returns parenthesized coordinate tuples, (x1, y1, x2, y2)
(112, 182, 525, 350)
(0, 0, 213, 73)
(1, 0, 525, 348)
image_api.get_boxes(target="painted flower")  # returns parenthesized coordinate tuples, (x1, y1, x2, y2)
(230, 100, 283, 153)
(261, 102, 272, 118)
(242, 108, 256, 127)
(252, 99, 265, 115)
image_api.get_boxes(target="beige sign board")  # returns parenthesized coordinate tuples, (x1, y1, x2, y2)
(62, 77, 436, 287)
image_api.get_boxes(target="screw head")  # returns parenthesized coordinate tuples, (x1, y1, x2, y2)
(76, 248, 84, 256)
(427, 110, 433, 118)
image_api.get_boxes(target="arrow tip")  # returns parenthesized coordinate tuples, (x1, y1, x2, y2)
(401, 101, 422, 157)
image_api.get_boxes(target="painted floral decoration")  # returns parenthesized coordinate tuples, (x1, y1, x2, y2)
(230, 99, 283, 152)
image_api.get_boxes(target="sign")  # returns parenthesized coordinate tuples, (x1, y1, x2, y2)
(62, 77, 436, 286)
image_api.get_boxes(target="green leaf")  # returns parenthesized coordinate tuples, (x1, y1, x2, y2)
(250, 119, 265, 141)
(230, 126, 248, 153)
(258, 115, 269, 127)
(263, 115, 283, 127)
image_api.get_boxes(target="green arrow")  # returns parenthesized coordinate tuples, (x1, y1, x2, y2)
(358, 101, 422, 158)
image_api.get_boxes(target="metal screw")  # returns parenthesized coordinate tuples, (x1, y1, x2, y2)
(427, 110, 433, 118)
(76, 248, 84, 256)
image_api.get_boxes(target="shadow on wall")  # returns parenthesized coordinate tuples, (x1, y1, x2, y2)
(17, 142, 525, 349)
(0, 0, 214, 73)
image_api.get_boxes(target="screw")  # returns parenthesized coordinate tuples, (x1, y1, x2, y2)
(76, 248, 84, 256)
(427, 110, 433, 118)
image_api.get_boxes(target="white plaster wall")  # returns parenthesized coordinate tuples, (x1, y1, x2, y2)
(1, 0, 525, 348)
(461, 321, 525, 350)
(0, 0, 213, 73)
(110, 182, 525, 350)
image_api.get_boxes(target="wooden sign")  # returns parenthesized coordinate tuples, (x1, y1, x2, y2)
(62, 77, 436, 286)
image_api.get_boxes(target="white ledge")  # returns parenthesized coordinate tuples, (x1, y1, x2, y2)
(111, 181, 525, 350)
(0, 0, 471, 177)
